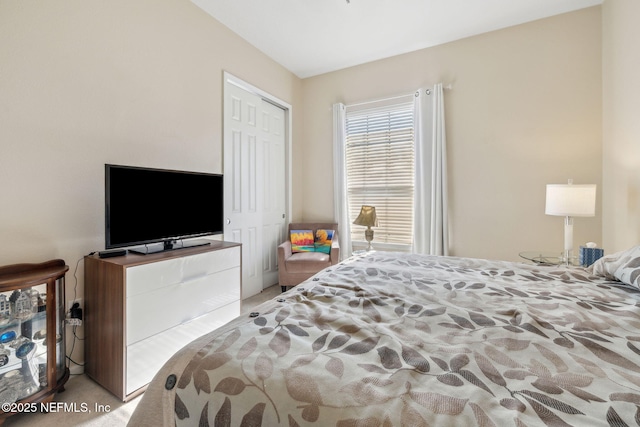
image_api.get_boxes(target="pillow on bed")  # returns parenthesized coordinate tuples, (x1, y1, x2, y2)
(290, 230, 314, 252)
(591, 245, 640, 288)
(314, 229, 335, 254)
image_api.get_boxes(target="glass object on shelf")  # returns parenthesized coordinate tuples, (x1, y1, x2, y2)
(0, 284, 52, 402)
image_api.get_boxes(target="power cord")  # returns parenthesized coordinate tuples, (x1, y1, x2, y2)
(66, 254, 91, 372)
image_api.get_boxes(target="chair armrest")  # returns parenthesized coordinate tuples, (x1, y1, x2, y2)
(278, 240, 293, 267)
(330, 240, 340, 265)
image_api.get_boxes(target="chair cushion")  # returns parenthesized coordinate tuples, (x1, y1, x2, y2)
(285, 252, 331, 273)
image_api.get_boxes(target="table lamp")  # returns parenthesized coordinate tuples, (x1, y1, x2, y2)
(545, 179, 596, 265)
(353, 205, 378, 251)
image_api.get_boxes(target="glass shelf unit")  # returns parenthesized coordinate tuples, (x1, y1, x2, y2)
(0, 259, 69, 424)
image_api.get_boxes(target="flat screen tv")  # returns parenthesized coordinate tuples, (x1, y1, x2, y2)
(105, 164, 224, 254)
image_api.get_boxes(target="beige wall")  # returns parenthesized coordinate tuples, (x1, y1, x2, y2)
(300, 7, 603, 261)
(0, 0, 301, 368)
(602, 0, 640, 252)
(0, 0, 303, 264)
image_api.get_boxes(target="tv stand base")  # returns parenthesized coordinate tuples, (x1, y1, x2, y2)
(128, 239, 212, 255)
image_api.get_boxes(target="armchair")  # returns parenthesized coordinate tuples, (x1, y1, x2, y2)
(278, 222, 340, 292)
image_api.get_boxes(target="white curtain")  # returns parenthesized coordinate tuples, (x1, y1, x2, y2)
(333, 103, 352, 259)
(413, 84, 449, 255)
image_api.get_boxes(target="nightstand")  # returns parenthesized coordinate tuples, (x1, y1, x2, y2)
(519, 251, 579, 266)
(352, 249, 376, 257)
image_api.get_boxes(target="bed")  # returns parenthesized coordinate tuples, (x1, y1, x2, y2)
(128, 247, 640, 426)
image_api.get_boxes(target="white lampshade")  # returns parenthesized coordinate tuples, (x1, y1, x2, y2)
(545, 184, 596, 217)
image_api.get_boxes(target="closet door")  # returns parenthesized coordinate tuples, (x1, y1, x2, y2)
(223, 77, 286, 298)
(260, 100, 286, 288)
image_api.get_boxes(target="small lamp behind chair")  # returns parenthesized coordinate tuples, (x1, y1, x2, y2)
(353, 205, 378, 251)
(545, 179, 596, 265)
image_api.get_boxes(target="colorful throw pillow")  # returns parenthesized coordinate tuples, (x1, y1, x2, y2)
(314, 229, 335, 254)
(591, 245, 640, 288)
(290, 230, 314, 253)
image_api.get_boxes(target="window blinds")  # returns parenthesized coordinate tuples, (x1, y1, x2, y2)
(345, 101, 415, 247)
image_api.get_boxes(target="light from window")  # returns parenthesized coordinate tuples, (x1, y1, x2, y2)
(345, 101, 415, 248)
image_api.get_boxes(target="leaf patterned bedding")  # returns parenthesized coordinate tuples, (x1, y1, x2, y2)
(127, 251, 640, 427)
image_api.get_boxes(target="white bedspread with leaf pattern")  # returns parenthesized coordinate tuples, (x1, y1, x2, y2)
(128, 251, 640, 427)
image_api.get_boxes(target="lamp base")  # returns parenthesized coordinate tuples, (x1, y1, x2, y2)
(563, 216, 574, 266)
(365, 228, 374, 251)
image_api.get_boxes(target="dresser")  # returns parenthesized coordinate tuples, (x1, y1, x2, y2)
(84, 242, 241, 401)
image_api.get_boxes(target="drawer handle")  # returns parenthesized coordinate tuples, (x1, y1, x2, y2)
(181, 274, 207, 285)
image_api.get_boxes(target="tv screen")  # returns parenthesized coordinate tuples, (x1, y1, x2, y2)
(105, 164, 224, 253)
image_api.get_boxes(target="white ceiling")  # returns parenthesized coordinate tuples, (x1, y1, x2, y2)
(191, 0, 602, 79)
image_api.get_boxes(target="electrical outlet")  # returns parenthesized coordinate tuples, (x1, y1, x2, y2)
(68, 299, 82, 312)
(68, 299, 83, 320)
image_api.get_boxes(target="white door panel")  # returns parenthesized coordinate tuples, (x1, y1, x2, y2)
(260, 101, 286, 286)
(224, 79, 287, 298)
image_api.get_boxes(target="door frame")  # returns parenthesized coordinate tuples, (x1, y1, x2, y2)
(223, 71, 293, 280)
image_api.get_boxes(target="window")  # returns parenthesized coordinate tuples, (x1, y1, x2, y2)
(345, 99, 415, 250)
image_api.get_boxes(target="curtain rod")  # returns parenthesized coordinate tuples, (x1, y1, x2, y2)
(345, 84, 452, 109)
(346, 92, 413, 109)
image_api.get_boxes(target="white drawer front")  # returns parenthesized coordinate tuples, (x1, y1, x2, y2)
(126, 258, 183, 298)
(126, 267, 240, 345)
(126, 246, 241, 298)
(126, 300, 241, 395)
(182, 246, 241, 282)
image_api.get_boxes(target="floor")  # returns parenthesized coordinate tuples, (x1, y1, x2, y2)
(4, 284, 283, 427)
(241, 283, 283, 315)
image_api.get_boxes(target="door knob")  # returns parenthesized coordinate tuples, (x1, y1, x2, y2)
(226, 218, 231, 225)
